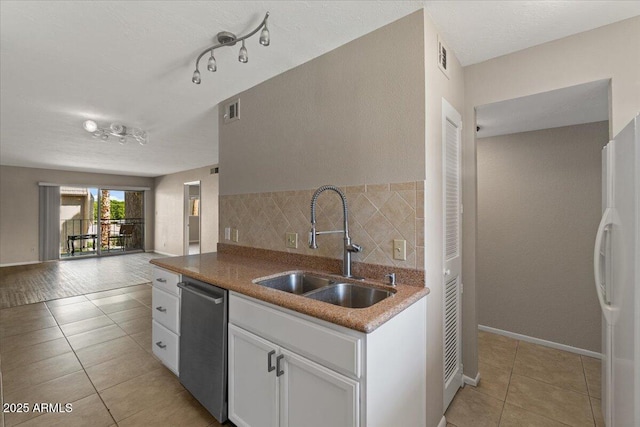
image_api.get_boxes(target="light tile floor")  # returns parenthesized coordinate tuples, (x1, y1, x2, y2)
(2, 284, 605, 427)
(0, 284, 222, 427)
(445, 331, 604, 427)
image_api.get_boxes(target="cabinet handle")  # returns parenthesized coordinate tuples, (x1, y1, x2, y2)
(267, 350, 276, 372)
(156, 278, 167, 283)
(155, 341, 167, 349)
(155, 306, 167, 313)
(276, 354, 284, 377)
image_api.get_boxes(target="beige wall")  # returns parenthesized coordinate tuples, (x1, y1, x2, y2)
(421, 9, 466, 424)
(153, 165, 219, 256)
(218, 11, 426, 195)
(477, 122, 607, 352)
(462, 16, 640, 375)
(0, 165, 155, 266)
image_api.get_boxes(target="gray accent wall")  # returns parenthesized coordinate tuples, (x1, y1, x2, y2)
(477, 121, 608, 352)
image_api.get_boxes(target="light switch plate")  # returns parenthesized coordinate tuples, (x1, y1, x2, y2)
(231, 228, 239, 242)
(286, 232, 298, 249)
(393, 239, 407, 261)
(224, 227, 231, 240)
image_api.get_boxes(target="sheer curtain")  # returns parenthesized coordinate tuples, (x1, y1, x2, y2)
(39, 185, 60, 261)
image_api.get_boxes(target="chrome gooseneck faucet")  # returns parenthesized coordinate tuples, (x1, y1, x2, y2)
(309, 185, 362, 278)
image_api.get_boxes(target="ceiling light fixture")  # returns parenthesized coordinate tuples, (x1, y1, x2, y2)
(82, 120, 148, 145)
(191, 12, 270, 85)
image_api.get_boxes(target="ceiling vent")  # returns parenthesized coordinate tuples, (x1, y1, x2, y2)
(224, 99, 240, 124)
(438, 36, 450, 79)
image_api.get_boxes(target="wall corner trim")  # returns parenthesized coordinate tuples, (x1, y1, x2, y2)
(463, 372, 480, 387)
(478, 325, 602, 359)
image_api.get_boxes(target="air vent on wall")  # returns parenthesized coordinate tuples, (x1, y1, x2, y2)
(438, 36, 450, 79)
(224, 99, 240, 124)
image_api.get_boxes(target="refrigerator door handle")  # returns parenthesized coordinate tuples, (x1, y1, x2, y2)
(594, 207, 615, 324)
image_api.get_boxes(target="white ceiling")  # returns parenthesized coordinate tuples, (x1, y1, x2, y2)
(1, 1, 638, 177)
(476, 79, 610, 138)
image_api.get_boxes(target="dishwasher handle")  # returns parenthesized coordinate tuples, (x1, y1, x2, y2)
(177, 282, 224, 304)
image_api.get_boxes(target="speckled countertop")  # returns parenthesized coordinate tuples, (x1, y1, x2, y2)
(150, 252, 429, 333)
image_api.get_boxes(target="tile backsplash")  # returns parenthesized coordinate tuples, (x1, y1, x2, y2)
(219, 181, 425, 269)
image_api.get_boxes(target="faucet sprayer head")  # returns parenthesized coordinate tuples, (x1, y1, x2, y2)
(309, 226, 318, 249)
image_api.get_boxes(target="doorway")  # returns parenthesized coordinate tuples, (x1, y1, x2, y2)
(184, 181, 201, 255)
(474, 79, 609, 353)
(462, 80, 610, 424)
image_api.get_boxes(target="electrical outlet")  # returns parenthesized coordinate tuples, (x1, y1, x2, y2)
(231, 228, 239, 242)
(286, 232, 298, 249)
(393, 239, 407, 261)
(224, 227, 231, 240)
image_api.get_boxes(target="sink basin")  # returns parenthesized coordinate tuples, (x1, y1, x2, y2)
(255, 272, 394, 309)
(304, 283, 393, 309)
(256, 272, 334, 295)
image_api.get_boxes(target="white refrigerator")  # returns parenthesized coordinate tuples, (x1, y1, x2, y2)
(594, 113, 639, 427)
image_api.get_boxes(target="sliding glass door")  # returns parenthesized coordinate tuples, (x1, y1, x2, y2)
(60, 187, 145, 258)
(98, 189, 145, 255)
(60, 187, 97, 257)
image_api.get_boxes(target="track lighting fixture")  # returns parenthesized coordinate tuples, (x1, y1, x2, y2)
(191, 12, 270, 85)
(82, 120, 148, 145)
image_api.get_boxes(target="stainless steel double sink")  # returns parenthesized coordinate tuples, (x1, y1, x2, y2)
(254, 272, 394, 309)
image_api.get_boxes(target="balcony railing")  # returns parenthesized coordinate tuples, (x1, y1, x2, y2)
(60, 218, 144, 256)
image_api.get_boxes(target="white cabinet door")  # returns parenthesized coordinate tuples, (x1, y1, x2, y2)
(229, 324, 279, 427)
(279, 348, 359, 427)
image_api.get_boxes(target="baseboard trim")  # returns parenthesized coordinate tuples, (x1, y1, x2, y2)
(463, 372, 480, 387)
(437, 415, 447, 427)
(152, 250, 180, 257)
(0, 260, 41, 267)
(478, 325, 602, 359)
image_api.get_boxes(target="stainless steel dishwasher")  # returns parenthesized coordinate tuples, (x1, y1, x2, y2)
(178, 276, 228, 423)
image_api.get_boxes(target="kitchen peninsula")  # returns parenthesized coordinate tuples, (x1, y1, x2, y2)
(150, 248, 429, 427)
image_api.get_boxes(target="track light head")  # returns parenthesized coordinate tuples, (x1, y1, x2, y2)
(192, 69, 201, 84)
(239, 40, 248, 63)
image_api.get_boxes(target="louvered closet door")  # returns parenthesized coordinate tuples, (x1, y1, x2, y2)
(442, 99, 463, 411)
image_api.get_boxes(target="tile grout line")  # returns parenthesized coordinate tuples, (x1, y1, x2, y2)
(497, 338, 519, 425)
(496, 336, 590, 427)
(17, 285, 152, 426)
(70, 285, 157, 426)
(41, 300, 120, 427)
(581, 355, 598, 426)
(502, 343, 593, 397)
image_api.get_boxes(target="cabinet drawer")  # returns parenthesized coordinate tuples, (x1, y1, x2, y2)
(152, 287, 180, 334)
(152, 320, 179, 375)
(152, 266, 181, 296)
(230, 294, 361, 379)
